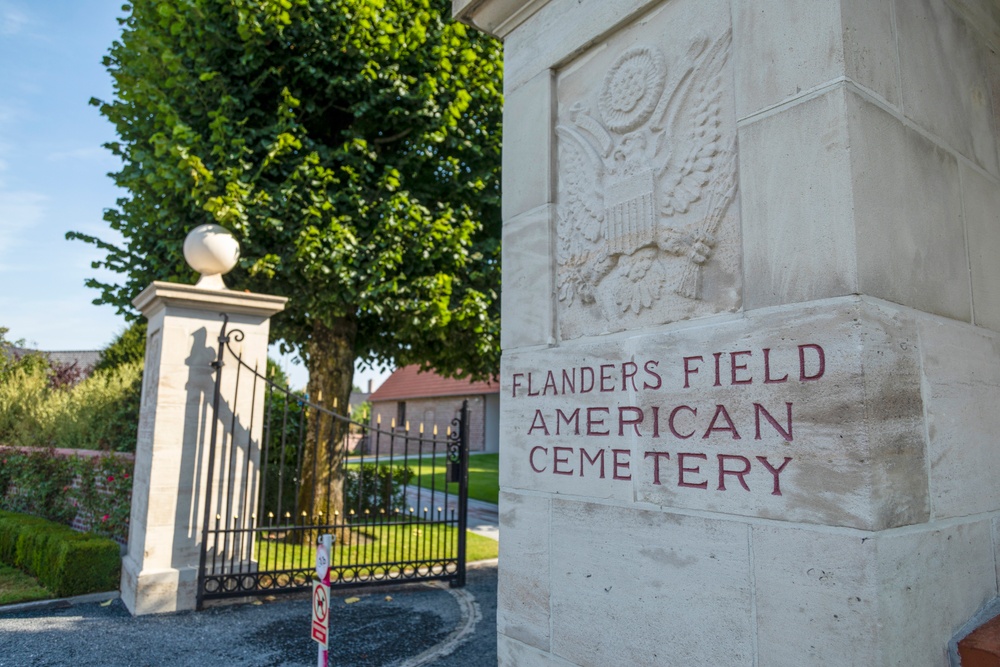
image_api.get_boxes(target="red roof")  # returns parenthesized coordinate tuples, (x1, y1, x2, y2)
(369, 365, 498, 402)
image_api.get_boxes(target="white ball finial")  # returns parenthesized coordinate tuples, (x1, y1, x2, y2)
(183, 224, 240, 290)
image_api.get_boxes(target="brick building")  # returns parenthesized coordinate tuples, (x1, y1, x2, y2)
(368, 365, 499, 454)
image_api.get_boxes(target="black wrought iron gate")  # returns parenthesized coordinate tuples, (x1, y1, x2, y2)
(196, 317, 469, 608)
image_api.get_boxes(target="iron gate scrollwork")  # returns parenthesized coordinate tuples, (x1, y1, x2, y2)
(196, 316, 469, 608)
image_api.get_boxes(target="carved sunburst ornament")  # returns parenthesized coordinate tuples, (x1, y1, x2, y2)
(598, 47, 666, 133)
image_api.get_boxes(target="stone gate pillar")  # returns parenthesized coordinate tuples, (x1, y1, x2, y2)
(456, 0, 1000, 663)
(120, 227, 287, 615)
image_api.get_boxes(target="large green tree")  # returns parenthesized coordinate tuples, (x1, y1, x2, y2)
(71, 0, 502, 524)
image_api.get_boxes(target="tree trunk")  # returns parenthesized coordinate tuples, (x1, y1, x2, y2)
(298, 316, 356, 547)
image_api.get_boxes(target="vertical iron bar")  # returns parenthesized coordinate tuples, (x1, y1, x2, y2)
(293, 403, 307, 575)
(238, 365, 260, 574)
(197, 313, 230, 610)
(223, 355, 244, 579)
(402, 423, 412, 573)
(309, 407, 321, 518)
(454, 400, 470, 587)
(258, 383, 274, 563)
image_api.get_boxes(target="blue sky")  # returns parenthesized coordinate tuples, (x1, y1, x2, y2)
(0, 1, 388, 392)
(0, 1, 123, 349)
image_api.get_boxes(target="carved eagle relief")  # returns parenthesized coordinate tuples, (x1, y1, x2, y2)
(556, 30, 738, 317)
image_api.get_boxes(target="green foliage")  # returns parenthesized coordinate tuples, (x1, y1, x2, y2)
(344, 463, 414, 517)
(73, 456, 134, 543)
(0, 449, 77, 524)
(0, 511, 121, 597)
(260, 389, 307, 514)
(70, 0, 503, 382)
(95, 320, 147, 372)
(350, 400, 371, 425)
(0, 361, 142, 453)
(0, 451, 134, 544)
(0, 327, 49, 384)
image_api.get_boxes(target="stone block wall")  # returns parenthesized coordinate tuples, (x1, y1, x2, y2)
(457, 0, 1000, 663)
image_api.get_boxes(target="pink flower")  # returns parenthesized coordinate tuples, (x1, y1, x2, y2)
(107, 475, 114, 482)
(101, 514, 109, 522)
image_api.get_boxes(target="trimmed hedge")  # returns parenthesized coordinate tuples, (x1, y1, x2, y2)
(0, 511, 120, 597)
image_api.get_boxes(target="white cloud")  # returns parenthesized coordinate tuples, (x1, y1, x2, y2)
(0, 2, 28, 36)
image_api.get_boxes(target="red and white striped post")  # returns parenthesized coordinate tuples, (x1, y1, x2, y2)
(312, 534, 333, 665)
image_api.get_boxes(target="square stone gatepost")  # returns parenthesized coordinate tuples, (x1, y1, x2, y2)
(456, 0, 1000, 664)
(120, 282, 287, 616)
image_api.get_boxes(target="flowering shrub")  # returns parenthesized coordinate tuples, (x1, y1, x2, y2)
(72, 455, 133, 542)
(0, 448, 133, 544)
(0, 448, 76, 523)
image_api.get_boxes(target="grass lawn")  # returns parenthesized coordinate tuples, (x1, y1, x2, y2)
(0, 564, 52, 606)
(254, 523, 497, 579)
(410, 453, 499, 505)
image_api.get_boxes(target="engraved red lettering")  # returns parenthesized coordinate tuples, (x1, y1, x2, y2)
(669, 405, 697, 439)
(580, 448, 606, 478)
(754, 403, 793, 441)
(756, 456, 793, 495)
(612, 449, 631, 480)
(799, 344, 825, 381)
(556, 408, 580, 436)
(678, 453, 708, 489)
(651, 406, 661, 438)
(618, 406, 644, 436)
(643, 360, 662, 390)
(528, 410, 550, 436)
(561, 369, 576, 394)
(644, 451, 671, 485)
(703, 404, 742, 440)
(580, 367, 595, 393)
(717, 454, 752, 491)
(763, 348, 788, 384)
(542, 371, 558, 395)
(713, 352, 723, 387)
(683, 356, 703, 388)
(553, 447, 573, 475)
(730, 350, 752, 385)
(512, 373, 524, 398)
(586, 407, 610, 436)
(600, 364, 615, 392)
(529, 446, 547, 473)
(527, 372, 540, 396)
(622, 361, 638, 391)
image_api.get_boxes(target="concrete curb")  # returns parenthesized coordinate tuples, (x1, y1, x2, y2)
(0, 590, 120, 616)
(402, 583, 481, 667)
(0, 563, 495, 618)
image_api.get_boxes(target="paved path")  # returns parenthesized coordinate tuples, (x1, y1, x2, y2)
(0, 561, 498, 667)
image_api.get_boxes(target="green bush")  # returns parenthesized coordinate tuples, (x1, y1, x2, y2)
(50, 362, 142, 452)
(0, 448, 76, 523)
(94, 321, 146, 373)
(0, 361, 142, 452)
(0, 511, 120, 597)
(0, 449, 134, 543)
(344, 464, 414, 519)
(73, 455, 133, 542)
